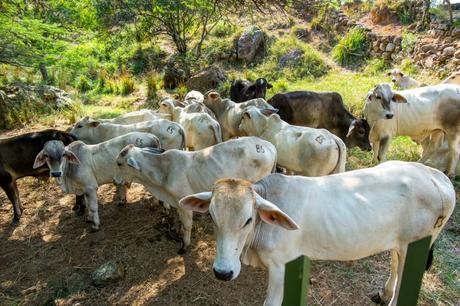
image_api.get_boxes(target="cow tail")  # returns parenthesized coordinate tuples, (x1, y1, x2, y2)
(210, 123, 223, 144)
(331, 135, 347, 174)
(426, 244, 434, 270)
(179, 125, 187, 150)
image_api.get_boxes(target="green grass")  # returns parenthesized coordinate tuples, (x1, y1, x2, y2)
(332, 27, 369, 67)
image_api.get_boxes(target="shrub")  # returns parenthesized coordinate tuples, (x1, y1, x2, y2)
(119, 75, 135, 95)
(399, 58, 418, 76)
(332, 27, 369, 66)
(176, 83, 188, 101)
(146, 72, 161, 100)
(401, 31, 417, 54)
(76, 75, 91, 92)
(211, 21, 237, 37)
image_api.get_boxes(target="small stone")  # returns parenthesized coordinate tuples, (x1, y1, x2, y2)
(454, 50, 460, 59)
(386, 43, 395, 52)
(379, 43, 386, 51)
(443, 46, 456, 56)
(421, 44, 436, 52)
(91, 261, 125, 287)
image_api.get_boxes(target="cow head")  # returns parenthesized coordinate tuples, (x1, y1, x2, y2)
(239, 106, 276, 136)
(243, 78, 273, 101)
(345, 118, 371, 151)
(158, 99, 175, 115)
(180, 178, 298, 281)
(33, 140, 80, 177)
(114, 144, 165, 185)
(70, 116, 101, 144)
(364, 84, 407, 122)
(387, 68, 405, 85)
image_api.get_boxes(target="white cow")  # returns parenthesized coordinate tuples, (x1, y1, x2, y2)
(98, 109, 170, 125)
(70, 117, 185, 150)
(442, 71, 460, 86)
(33, 132, 161, 231)
(203, 90, 278, 140)
(184, 90, 204, 104)
(387, 68, 422, 89)
(363, 83, 460, 176)
(424, 140, 460, 176)
(239, 106, 346, 176)
(114, 137, 277, 253)
(158, 100, 222, 150)
(180, 161, 455, 306)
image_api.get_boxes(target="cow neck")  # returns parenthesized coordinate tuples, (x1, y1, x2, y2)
(207, 99, 228, 120)
(260, 115, 283, 141)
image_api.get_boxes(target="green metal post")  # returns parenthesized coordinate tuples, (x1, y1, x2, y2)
(396, 235, 432, 306)
(282, 255, 310, 306)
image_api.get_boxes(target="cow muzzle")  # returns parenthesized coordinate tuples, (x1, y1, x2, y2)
(213, 267, 234, 281)
(385, 113, 394, 119)
(51, 171, 62, 178)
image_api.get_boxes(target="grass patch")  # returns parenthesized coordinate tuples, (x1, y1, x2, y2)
(332, 27, 369, 67)
(364, 58, 389, 75)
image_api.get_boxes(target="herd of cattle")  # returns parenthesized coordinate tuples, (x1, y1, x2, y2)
(0, 71, 459, 306)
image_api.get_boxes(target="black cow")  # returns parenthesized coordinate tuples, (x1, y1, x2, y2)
(230, 78, 273, 102)
(268, 91, 371, 151)
(0, 129, 78, 221)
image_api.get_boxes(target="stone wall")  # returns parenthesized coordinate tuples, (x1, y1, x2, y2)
(328, 10, 460, 73)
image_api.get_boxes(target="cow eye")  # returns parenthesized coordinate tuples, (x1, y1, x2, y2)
(375, 95, 381, 100)
(358, 129, 365, 136)
(244, 217, 252, 227)
(44, 154, 48, 158)
(77, 125, 83, 128)
(117, 162, 122, 167)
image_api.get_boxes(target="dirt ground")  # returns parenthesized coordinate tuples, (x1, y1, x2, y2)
(0, 126, 458, 306)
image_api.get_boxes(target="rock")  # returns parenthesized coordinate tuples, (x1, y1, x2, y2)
(394, 46, 402, 53)
(393, 37, 402, 45)
(379, 43, 386, 51)
(385, 43, 395, 52)
(453, 28, 460, 38)
(294, 28, 310, 41)
(391, 53, 398, 61)
(455, 50, 460, 59)
(91, 261, 124, 287)
(278, 49, 304, 68)
(421, 44, 436, 52)
(383, 52, 392, 60)
(443, 46, 456, 56)
(424, 55, 436, 68)
(66, 272, 88, 293)
(372, 41, 379, 48)
(237, 26, 265, 62)
(186, 66, 227, 92)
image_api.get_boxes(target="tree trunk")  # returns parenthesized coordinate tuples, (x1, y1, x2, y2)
(444, 0, 453, 26)
(39, 63, 48, 84)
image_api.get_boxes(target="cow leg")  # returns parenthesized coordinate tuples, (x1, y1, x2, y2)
(445, 132, 459, 177)
(387, 245, 408, 306)
(1, 180, 22, 221)
(264, 264, 285, 306)
(176, 207, 193, 254)
(371, 140, 380, 163)
(377, 136, 390, 163)
(419, 132, 444, 163)
(371, 249, 399, 304)
(85, 188, 100, 231)
(73, 195, 85, 216)
(113, 183, 128, 206)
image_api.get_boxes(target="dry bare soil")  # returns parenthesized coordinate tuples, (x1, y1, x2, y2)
(1, 126, 459, 306)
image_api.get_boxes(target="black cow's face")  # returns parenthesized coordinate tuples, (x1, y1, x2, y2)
(345, 119, 372, 151)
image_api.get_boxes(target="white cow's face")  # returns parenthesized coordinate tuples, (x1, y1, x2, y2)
(70, 116, 100, 143)
(158, 100, 174, 115)
(364, 84, 407, 122)
(388, 68, 404, 85)
(239, 106, 276, 136)
(33, 140, 80, 177)
(180, 179, 298, 282)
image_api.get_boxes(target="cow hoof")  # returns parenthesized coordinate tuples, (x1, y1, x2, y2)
(370, 292, 386, 305)
(13, 215, 21, 222)
(177, 247, 187, 255)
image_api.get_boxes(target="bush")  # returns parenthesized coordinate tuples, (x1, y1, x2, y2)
(332, 27, 368, 66)
(401, 31, 417, 54)
(146, 72, 162, 100)
(119, 75, 135, 95)
(211, 21, 237, 37)
(399, 58, 418, 76)
(175, 84, 188, 101)
(76, 75, 91, 92)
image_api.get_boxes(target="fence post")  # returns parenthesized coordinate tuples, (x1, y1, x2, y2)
(282, 255, 310, 306)
(396, 235, 432, 306)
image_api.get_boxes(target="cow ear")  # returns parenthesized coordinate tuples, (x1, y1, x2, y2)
(260, 108, 278, 116)
(392, 93, 407, 103)
(88, 120, 100, 128)
(33, 149, 47, 169)
(267, 83, 273, 89)
(179, 192, 212, 213)
(399, 72, 404, 77)
(243, 110, 251, 119)
(255, 193, 299, 230)
(65, 150, 80, 165)
(127, 156, 141, 170)
(346, 120, 357, 137)
(208, 92, 220, 100)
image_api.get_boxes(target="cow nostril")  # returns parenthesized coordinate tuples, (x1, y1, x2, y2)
(385, 114, 394, 119)
(213, 268, 234, 281)
(51, 172, 62, 178)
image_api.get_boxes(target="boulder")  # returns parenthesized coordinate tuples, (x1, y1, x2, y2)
(278, 49, 304, 68)
(379, 43, 386, 51)
(91, 261, 125, 287)
(163, 60, 189, 89)
(455, 50, 460, 59)
(443, 46, 456, 56)
(186, 66, 228, 92)
(424, 55, 436, 68)
(237, 26, 265, 63)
